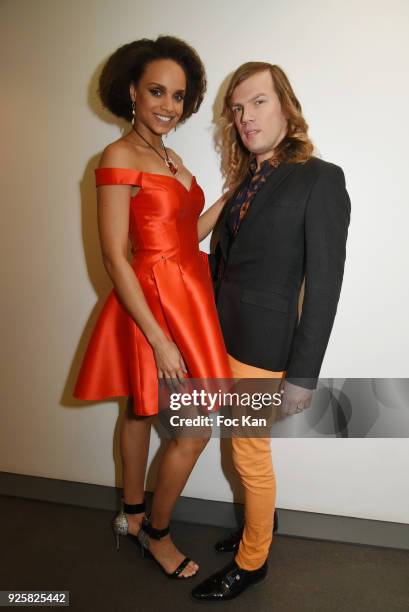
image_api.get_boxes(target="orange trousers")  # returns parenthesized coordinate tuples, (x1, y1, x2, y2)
(228, 354, 284, 571)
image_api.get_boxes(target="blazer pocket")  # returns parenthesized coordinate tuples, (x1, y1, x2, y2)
(240, 288, 290, 313)
(272, 198, 302, 208)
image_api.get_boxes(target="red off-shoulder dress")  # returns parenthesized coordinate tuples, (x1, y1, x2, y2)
(73, 168, 231, 415)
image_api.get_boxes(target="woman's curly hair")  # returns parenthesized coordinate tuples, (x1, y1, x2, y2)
(221, 62, 314, 194)
(99, 36, 207, 123)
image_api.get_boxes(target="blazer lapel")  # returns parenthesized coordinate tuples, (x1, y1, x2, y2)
(229, 162, 297, 255)
(218, 175, 249, 259)
(218, 203, 231, 259)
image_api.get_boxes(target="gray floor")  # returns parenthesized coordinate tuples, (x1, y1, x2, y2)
(1, 495, 408, 611)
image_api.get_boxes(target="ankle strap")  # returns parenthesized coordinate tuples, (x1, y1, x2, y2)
(141, 517, 169, 540)
(122, 499, 145, 514)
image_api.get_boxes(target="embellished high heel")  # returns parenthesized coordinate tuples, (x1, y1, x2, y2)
(112, 498, 146, 551)
(137, 516, 198, 579)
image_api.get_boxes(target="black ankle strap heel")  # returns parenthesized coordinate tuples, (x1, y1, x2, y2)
(123, 500, 146, 514)
(140, 516, 169, 540)
(138, 516, 196, 579)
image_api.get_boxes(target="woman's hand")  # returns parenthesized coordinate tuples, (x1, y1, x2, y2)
(152, 336, 188, 387)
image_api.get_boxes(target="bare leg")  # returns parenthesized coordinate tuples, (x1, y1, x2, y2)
(120, 397, 152, 534)
(147, 435, 211, 577)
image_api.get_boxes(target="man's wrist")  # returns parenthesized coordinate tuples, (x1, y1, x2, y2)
(285, 376, 317, 390)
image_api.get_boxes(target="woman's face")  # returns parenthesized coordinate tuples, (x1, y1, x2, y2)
(130, 59, 186, 135)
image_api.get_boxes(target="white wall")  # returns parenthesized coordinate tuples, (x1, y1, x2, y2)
(1, 0, 408, 524)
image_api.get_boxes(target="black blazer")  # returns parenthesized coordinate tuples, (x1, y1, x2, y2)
(213, 157, 351, 389)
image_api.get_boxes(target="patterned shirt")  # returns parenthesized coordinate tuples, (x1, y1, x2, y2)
(227, 155, 280, 240)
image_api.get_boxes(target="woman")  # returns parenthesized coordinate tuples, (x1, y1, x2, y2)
(74, 36, 230, 579)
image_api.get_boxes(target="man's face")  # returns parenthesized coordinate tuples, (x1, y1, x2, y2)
(230, 70, 287, 164)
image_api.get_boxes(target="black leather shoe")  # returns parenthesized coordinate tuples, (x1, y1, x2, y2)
(214, 510, 278, 552)
(191, 559, 268, 601)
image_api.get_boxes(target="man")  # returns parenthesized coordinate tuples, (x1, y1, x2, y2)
(192, 62, 351, 601)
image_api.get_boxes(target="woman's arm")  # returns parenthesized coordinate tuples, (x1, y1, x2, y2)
(198, 195, 227, 242)
(96, 147, 187, 381)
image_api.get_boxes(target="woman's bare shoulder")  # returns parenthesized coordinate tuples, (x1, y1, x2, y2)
(98, 139, 137, 169)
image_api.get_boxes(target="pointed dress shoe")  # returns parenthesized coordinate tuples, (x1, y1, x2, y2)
(214, 509, 278, 553)
(191, 559, 268, 601)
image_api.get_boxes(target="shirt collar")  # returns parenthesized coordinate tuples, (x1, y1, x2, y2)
(249, 154, 280, 175)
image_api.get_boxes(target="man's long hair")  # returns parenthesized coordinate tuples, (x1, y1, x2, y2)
(221, 62, 314, 194)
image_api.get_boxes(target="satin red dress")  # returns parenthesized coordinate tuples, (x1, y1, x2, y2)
(73, 167, 231, 415)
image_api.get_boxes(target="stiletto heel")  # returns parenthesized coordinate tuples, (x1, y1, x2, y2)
(112, 498, 146, 551)
(137, 516, 198, 579)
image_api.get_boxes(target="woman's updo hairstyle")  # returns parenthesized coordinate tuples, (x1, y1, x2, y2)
(98, 36, 207, 123)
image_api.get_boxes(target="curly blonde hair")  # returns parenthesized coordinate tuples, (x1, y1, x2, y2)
(220, 62, 314, 194)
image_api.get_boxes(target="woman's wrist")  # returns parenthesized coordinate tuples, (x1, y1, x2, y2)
(147, 329, 168, 350)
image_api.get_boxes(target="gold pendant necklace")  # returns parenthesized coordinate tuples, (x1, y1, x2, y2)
(132, 127, 179, 175)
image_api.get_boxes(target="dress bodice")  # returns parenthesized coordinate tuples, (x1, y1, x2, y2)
(95, 168, 204, 269)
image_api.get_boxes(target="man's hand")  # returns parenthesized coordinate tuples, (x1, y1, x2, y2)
(280, 380, 313, 416)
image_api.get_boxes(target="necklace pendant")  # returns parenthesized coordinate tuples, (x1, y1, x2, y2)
(166, 158, 178, 175)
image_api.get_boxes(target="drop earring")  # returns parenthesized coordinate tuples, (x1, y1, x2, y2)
(131, 101, 136, 126)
